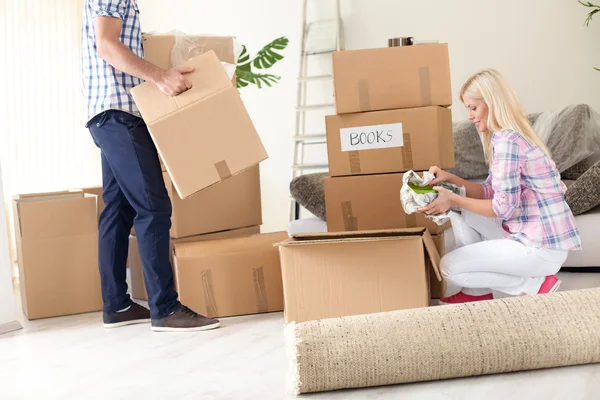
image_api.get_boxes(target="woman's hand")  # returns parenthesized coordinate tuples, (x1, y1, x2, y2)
(418, 187, 455, 215)
(428, 166, 456, 185)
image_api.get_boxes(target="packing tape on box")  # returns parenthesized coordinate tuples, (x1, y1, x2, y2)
(253, 267, 268, 313)
(402, 132, 414, 169)
(357, 79, 371, 111)
(214, 160, 232, 181)
(418, 67, 433, 106)
(201, 269, 219, 317)
(341, 201, 359, 231)
(348, 151, 361, 174)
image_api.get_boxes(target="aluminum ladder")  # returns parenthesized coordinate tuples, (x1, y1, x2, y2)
(289, 0, 344, 221)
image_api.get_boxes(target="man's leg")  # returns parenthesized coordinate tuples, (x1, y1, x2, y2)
(89, 111, 179, 319)
(97, 151, 136, 312)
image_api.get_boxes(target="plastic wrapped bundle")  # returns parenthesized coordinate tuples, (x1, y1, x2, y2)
(400, 170, 466, 225)
(286, 288, 600, 395)
(168, 30, 239, 79)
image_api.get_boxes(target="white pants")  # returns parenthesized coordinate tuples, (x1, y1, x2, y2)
(440, 210, 568, 296)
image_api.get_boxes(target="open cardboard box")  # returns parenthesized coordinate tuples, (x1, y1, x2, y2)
(13, 190, 102, 320)
(131, 51, 268, 199)
(278, 227, 441, 323)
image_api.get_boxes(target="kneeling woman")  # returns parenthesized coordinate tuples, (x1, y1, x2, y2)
(421, 69, 581, 304)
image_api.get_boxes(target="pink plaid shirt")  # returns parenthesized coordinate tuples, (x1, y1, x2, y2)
(481, 130, 582, 251)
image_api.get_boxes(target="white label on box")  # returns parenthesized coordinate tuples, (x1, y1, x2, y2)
(340, 123, 404, 152)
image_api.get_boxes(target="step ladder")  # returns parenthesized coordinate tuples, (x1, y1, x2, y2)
(289, 0, 344, 221)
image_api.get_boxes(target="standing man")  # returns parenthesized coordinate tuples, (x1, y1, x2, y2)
(82, 0, 220, 332)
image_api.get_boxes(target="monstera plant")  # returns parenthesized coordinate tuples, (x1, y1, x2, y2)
(580, 1, 600, 70)
(236, 36, 289, 89)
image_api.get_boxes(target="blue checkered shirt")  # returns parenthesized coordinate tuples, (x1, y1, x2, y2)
(82, 0, 143, 125)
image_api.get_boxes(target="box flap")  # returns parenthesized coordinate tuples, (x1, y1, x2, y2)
(279, 227, 427, 246)
(421, 230, 442, 281)
(14, 190, 83, 203)
(130, 51, 232, 124)
(175, 231, 288, 258)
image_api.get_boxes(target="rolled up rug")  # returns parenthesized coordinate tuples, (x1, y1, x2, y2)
(286, 288, 600, 395)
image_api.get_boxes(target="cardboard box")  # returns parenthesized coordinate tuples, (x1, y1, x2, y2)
(332, 43, 452, 114)
(143, 33, 236, 173)
(173, 231, 288, 318)
(82, 186, 104, 219)
(129, 225, 261, 301)
(130, 51, 268, 199)
(13, 191, 102, 320)
(431, 230, 449, 299)
(278, 228, 441, 323)
(143, 33, 236, 70)
(324, 173, 449, 234)
(326, 106, 454, 176)
(166, 165, 261, 238)
(130, 165, 261, 238)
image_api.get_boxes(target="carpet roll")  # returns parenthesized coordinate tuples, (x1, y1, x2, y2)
(286, 288, 600, 395)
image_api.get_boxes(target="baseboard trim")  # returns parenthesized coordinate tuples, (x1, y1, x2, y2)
(0, 320, 22, 336)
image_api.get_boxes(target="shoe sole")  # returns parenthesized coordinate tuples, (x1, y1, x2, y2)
(544, 279, 562, 294)
(103, 318, 151, 329)
(150, 321, 221, 332)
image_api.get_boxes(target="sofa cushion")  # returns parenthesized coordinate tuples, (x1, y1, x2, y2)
(450, 105, 599, 180)
(565, 160, 600, 216)
(290, 173, 327, 220)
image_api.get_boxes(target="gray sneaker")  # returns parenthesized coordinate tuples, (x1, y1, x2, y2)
(151, 305, 221, 332)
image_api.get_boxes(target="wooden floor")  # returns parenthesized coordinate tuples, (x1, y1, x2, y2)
(2, 271, 600, 399)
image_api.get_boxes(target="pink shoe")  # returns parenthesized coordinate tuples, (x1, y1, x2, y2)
(439, 291, 493, 305)
(537, 275, 562, 294)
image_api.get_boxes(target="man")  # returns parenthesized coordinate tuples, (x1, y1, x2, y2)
(82, 0, 220, 332)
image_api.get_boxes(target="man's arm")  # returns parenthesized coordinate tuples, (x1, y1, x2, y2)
(94, 16, 192, 96)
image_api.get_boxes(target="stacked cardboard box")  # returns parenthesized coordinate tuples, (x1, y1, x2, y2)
(279, 42, 455, 323)
(123, 33, 286, 318)
(13, 191, 102, 320)
(325, 43, 454, 233)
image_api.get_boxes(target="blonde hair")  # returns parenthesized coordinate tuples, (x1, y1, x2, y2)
(459, 69, 551, 165)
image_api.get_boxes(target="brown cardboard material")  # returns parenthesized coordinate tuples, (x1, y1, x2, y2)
(278, 228, 441, 323)
(129, 225, 261, 301)
(431, 230, 450, 299)
(143, 33, 236, 69)
(130, 51, 268, 199)
(332, 43, 452, 114)
(130, 165, 261, 238)
(173, 231, 288, 318)
(142, 33, 236, 172)
(82, 186, 104, 219)
(325, 173, 449, 234)
(166, 165, 261, 238)
(326, 106, 454, 176)
(13, 191, 102, 320)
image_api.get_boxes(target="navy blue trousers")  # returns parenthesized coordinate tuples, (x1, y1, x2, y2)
(88, 110, 180, 319)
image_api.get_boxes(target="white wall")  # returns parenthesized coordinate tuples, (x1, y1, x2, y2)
(341, 0, 600, 121)
(0, 164, 19, 332)
(139, 0, 600, 233)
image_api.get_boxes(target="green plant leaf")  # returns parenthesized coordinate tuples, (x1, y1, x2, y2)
(236, 69, 281, 89)
(237, 45, 251, 71)
(252, 37, 289, 69)
(579, 0, 600, 26)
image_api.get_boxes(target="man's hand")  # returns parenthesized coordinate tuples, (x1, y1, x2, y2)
(153, 66, 194, 96)
(418, 186, 455, 215)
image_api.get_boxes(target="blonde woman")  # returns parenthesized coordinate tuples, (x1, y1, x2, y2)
(420, 69, 582, 304)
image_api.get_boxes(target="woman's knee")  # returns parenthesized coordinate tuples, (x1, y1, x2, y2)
(440, 251, 462, 279)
